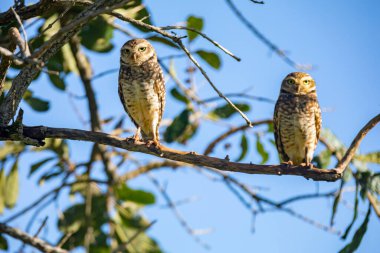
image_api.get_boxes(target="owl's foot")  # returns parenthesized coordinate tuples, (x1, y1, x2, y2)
(281, 161, 293, 167)
(301, 162, 314, 169)
(128, 127, 141, 144)
(146, 140, 161, 149)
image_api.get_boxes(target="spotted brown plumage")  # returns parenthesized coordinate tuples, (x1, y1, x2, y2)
(118, 39, 165, 146)
(273, 72, 322, 166)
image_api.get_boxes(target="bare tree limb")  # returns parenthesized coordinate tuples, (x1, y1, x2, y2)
(0, 222, 68, 253)
(0, 114, 378, 182)
(148, 173, 211, 249)
(335, 114, 380, 174)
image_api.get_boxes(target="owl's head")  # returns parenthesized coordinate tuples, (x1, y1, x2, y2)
(120, 39, 156, 66)
(280, 72, 316, 95)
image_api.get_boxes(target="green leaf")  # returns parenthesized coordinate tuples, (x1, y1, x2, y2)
(339, 205, 371, 253)
(4, 159, 19, 208)
(147, 35, 179, 49)
(164, 109, 191, 143)
(58, 196, 108, 234)
(114, 209, 163, 253)
(341, 183, 359, 239)
(196, 50, 221, 69)
(187, 16, 203, 41)
(212, 103, 250, 119)
(0, 168, 5, 214)
(0, 235, 8, 250)
(355, 152, 380, 164)
(256, 134, 269, 164)
(115, 184, 155, 205)
(24, 96, 50, 112)
(80, 16, 114, 53)
(29, 157, 55, 177)
(236, 133, 248, 162)
(0, 142, 25, 160)
(170, 88, 190, 104)
(48, 74, 66, 90)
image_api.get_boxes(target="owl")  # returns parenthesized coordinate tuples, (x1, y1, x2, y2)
(273, 72, 322, 167)
(118, 39, 165, 146)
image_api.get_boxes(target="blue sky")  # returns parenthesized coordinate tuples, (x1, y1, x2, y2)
(1, 0, 380, 252)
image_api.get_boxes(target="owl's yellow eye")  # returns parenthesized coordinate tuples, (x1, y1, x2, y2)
(303, 80, 311, 85)
(139, 47, 147, 52)
(287, 79, 295, 85)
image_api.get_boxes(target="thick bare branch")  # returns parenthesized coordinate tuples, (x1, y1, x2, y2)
(0, 114, 378, 182)
(0, 222, 68, 253)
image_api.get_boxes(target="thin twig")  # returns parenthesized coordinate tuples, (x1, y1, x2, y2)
(0, 222, 68, 253)
(161, 26, 241, 61)
(202, 93, 275, 104)
(112, 220, 157, 253)
(10, 7, 30, 57)
(204, 119, 272, 155)
(148, 173, 211, 249)
(2, 180, 107, 223)
(225, 0, 311, 70)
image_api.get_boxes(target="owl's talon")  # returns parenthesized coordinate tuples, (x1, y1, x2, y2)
(300, 162, 314, 169)
(281, 161, 293, 168)
(146, 140, 161, 149)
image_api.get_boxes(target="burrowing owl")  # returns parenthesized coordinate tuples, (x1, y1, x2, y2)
(118, 39, 165, 146)
(273, 72, 322, 166)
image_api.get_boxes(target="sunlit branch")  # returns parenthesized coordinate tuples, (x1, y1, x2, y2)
(1, 114, 379, 181)
(0, 222, 68, 253)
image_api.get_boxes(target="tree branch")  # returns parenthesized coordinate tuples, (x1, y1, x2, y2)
(335, 113, 380, 174)
(0, 114, 378, 182)
(225, 0, 311, 70)
(0, 0, 129, 126)
(0, 222, 68, 253)
(161, 26, 241, 61)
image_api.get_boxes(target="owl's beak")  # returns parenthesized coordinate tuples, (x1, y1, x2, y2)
(130, 53, 138, 62)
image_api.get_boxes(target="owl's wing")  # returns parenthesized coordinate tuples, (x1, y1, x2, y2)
(118, 77, 139, 128)
(273, 98, 289, 162)
(314, 100, 322, 145)
(154, 67, 165, 124)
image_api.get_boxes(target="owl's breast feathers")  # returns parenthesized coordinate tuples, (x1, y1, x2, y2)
(118, 60, 165, 138)
(274, 92, 321, 164)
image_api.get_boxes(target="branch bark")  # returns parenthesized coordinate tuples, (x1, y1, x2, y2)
(0, 114, 378, 182)
(0, 222, 68, 253)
